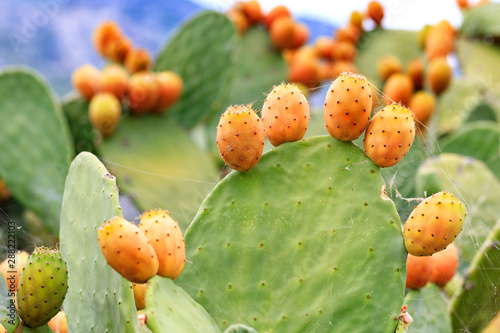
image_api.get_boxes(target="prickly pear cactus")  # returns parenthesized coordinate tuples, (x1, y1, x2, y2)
(98, 116, 218, 230)
(416, 153, 500, 270)
(61, 94, 97, 154)
(143, 276, 219, 332)
(450, 219, 500, 333)
(461, 3, 500, 39)
(0, 273, 19, 333)
(177, 136, 407, 332)
(155, 11, 237, 129)
(0, 68, 74, 233)
(402, 285, 452, 333)
(60, 152, 137, 332)
(456, 37, 500, 84)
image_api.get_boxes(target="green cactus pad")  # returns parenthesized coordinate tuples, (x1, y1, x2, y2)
(155, 11, 237, 129)
(457, 37, 500, 84)
(416, 153, 500, 272)
(0, 67, 74, 233)
(0, 270, 19, 333)
(356, 29, 422, 88)
(17, 247, 68, 328)
(451, 219, 500, 333)
(223, 324, 258, 333)
(20, 324, 54, 332)
(61, 93, 98, 155)
(177, 135, 406, 332)
(402, 285, 452, 333)
(60, 152, 137, 333)
(440, 122, 500, 180)
(461, 3, 500, 39)
(98, 116, 218, 229)
(224, 26, 287, 113)
(144, 276, 220, 332)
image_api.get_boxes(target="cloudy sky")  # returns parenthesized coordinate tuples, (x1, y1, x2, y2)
(189, 0, 494, 30)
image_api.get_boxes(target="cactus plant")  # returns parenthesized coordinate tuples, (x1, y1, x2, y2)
(223, 324, 258, 333)
(61, 94, 98, 155)
(98, 116, 219, 230)
(402, 284, 452, 333)
(416, 153, 500, 271)
(450, 219, 500, 333)
(460, 3, 500, 39)
(155, 11, 237, 129)
(177, 135, 407, 332)
(60, 152, 137, 332)
(143, 276, 219, 332)
(456, 37, 500, 84)
(0, 68, 74, 234)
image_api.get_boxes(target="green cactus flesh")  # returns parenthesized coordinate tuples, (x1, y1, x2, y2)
(416, 153, 500, 272)
(440, 122, 500, 180)
(0, 67, 74, 233)
(461, 3, 500, 39)
(0, 269, 19, 333)
(144, 276, 220, 332)
(20, 325, 54, 332)
(402, 285, 452, 333)
(451, 219, 500, 333)
(355, 29, 422, 89)
(17, 247, 67, 328)
(60, 152, 137, 333)
(457, 37, 500, 85)
(223, 324, 258, 333)
(61, 93, 98, 155)
(155, 11, 237, 129)
(98, 116, 218, 230)
(177, 135, 407, 332)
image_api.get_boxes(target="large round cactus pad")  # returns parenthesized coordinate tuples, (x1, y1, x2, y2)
(177, 136, 406, 332)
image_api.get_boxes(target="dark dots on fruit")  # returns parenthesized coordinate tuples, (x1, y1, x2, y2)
(337, 101, 340, 104)
(228, 284, 232, 289)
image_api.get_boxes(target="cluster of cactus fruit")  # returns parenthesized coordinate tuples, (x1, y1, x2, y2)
(71, 21, 183, 137)
(1, 0, 500, 332)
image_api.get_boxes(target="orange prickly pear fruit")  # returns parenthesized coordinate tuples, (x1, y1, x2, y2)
(314, 37, 336, 60)
(227, 9, 249, 35)
(241, 0, 264, 24)
(363, 103, 415, 167)
(88, 92, 122, 137)
(132, 283, 147, 310)
(324, 72, 372, 141)
(71, 64, 102, 101)
(287, 53, 320, 88)
(457, 0, 469, 8)
(425, 20, 455, 60)
(350, 11, 364, 30)
(377, 55, 402, 82)
(407, 58, 424, 90)
(128, 72, 160, 114)
(102, 64, 129, 100)
(290, 23, 310, 49)
(139, 209, 186, 279)
(367, 1, 384, 25)
(124, 48, 152, 74)
(97, 216, 159, 283)
(93, 21, 122, 57)
(404, 191, 466, 256)
(0, 251, 30, 292)
(331, 61, 358, 78)
(428, 57, 452, 95)
(406, 254, 433, 289)
(153, 71, 183, 114)
(216, 105, 265, 172)
(383, 73, 414, 106)
(265, 5, 291, 29)
(0, 178, 11, 201)
(270, 16, 295, 50)
(408, 91, 436, 128)
(335, 24, 360, 44)
(261, 83, 310, 147)
(333, 41, 357, 61)
(429, 242, 459, 287)
(47, 310, 68, 333)
(104, 36, 132, 63)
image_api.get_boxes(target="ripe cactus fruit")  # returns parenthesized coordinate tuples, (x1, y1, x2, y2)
(270, 16, 295, 50)
(0, 178, 11, 201)
(404, 191, 466, 256)
(0, 250, 29, 291)
(227, 9, 249, 35)
(139, 209, 186, 279)
(240, 0, 264, 24)
(265, 5, 291, 29)
(377, 55, 402, 81)
(406, 254, 433, 289)
(408, 91, 436, 128)
(407, 58, 424, 90)
(333, 41, 357, 61)
(290, 23, 310, 49)
(71, 64, 102, 101)
(101, 64, 129, 100)
(153, 71, 183, 114)
(97, 216, 159, 283)
(429, 242, 459, 287)
(88, 92, 122, 137)
(128, 72, 160, 114)
(16, 247, 68, 328)
(92, 21, 122, 57)
(47, 310, 68, 333)
(124, 48, 152, 74)
(104, 35, 132, 63)
(383, 73, 414, 105)
(324, 72, 372, 141)
(216, 105, 265, 171)
(428, 57, 452, 95)
(425, 20, 455, 60)
(261, 83, 310, 147)
(288, 53, 320, 88)
(363, 103, 415, 167)
(367, 1, 384, 25)
(132, 283, 147, 310)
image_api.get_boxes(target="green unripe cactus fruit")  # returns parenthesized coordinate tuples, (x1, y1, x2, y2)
(16, 247, 68, 328)
(404, 191, 466, 256)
